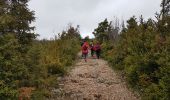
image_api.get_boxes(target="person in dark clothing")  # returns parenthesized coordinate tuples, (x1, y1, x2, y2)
(94, 42, 101, 59)
(89, 41, 95, 57)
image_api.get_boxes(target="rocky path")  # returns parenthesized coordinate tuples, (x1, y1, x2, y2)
(52, 55, 139, 100)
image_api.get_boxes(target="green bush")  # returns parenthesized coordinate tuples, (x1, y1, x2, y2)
(101, 16, 170, 99)
(0, 31, 80, 99)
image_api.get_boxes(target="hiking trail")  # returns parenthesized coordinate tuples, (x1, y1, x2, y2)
(51, 53, 140, 100)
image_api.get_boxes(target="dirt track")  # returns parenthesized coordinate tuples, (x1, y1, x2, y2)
(51, 54, 139, 100)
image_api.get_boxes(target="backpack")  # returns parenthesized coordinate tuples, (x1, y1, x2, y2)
(95, 45, 101, 51)
(83, 45, 88, 50)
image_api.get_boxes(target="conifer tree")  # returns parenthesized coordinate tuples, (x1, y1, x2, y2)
(0, 0, 37, 99)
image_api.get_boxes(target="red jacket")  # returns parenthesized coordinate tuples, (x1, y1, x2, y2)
(94, 44, 101, 51)
(82, 42, 89, 54)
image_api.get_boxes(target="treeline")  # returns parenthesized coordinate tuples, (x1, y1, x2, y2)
(94, 0, 170, 99)
(0, 0, 80, 99)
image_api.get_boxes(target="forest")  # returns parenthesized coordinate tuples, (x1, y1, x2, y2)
(0, 0, 170, 100)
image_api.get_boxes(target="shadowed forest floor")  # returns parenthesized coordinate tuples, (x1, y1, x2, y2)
(51, 53, 140, 100)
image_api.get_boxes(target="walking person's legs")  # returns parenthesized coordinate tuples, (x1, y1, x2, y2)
(96, 50, 100, 59)
(84, 53, 87, 62)
(98, 50, 101, 59)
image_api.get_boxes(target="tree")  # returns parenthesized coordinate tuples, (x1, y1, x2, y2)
(127, 16, 138, 29)
(60, 25, 81, 40)
(93, 18, 121, 44)
(108, 18, 120, 43)
(161, 0, 170, 18)
(155, 0, 170, 40)
(93, 19, 110, 43)
(0, 0, 36, 48)
(0, 0, 37, 99)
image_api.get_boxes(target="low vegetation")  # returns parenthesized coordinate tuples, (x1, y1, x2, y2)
(93, 1, 170, 99)
(0, 1, 80, 99)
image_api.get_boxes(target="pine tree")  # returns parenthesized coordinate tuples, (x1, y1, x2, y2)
(0, 0, 37, 99)
(93, 19, 110, 43)
(0, 0, 36, 50)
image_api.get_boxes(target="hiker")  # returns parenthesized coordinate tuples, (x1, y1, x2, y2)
(94, 42, 101, 59)
(82, 41, 89, 62)
(89, 41, 95, 57)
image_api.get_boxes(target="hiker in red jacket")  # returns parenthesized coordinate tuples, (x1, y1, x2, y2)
(81, 41, 89, 62)
(94, 42, 101, 59)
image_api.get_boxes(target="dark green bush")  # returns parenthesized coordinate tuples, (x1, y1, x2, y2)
(101, 15, 170, 99)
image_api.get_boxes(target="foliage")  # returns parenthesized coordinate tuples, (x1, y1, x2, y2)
(0, 0, 37, 99)
(93, 18, 120, 44)
(39, 35, 80, 76)
(0, 0, 80, 99)
(93, 19, 110, 43)
(32, 26, 80, 98)
(0, 29, 80, 99)
(98, 1, 170, 99)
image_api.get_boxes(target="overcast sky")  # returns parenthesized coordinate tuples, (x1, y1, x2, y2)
(28, 0, 161, 39)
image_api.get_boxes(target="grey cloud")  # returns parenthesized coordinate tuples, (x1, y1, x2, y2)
(28, 0, 161, 39)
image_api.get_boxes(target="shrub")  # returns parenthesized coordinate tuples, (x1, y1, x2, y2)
(100, 16, 170, 99)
